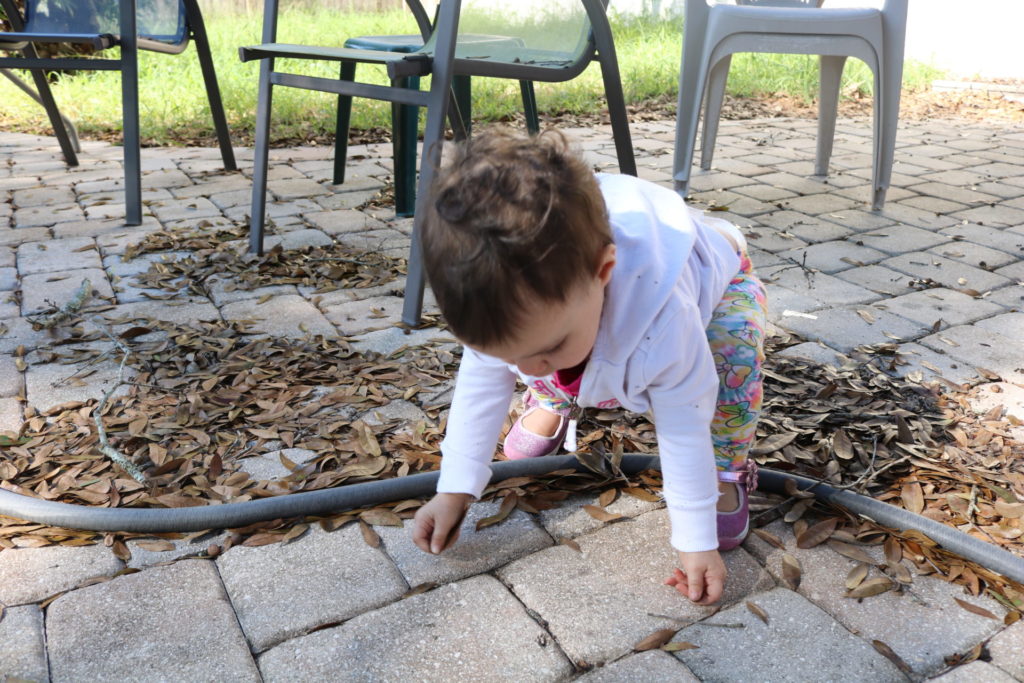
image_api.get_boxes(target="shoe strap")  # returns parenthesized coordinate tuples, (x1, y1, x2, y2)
(718, 460, 758, 492)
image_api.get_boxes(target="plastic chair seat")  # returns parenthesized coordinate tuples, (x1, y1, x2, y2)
(673, 0, 908, 211)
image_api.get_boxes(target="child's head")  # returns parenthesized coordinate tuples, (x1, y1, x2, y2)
(422, 129, 615, 372)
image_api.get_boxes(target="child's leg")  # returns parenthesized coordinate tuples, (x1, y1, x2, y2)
(522, 384, 573, 436)
(705, 254, 768, 506)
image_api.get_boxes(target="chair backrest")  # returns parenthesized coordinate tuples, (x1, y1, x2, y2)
(23, 0, 187, 46)
(421, 0, 602, 74)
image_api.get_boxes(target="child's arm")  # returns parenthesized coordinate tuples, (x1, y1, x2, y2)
(413, 347, 517, 553)
(641, 306, 724, 600)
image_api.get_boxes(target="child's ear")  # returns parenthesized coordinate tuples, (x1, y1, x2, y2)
(596, 244, 617, 285)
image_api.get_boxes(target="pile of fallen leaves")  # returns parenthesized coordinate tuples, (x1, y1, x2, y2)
(1, 225, 1022, 609)
(125, 223, 405, 299)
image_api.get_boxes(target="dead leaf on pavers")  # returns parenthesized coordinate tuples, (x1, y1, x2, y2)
(746, 601, 769, 625)
(634, 628, 677, 651)
(583, 504, 624, 523)
(753, 528, 785, 550)
(359, 521, 380, 548)
(872, 640, 913, 676)
(1005, 611, 1022, 626)
(476, 493, 518, 531)
(134, 540, 175, 552)
(360, 508, 404, 528)
(661, 641, 699, 652)
(559, 537, 582, 552)
(846, 563, 870, 590)
(846, 577, 894, 599)
(828, 540, 875, 565)
(796, 518, 838, 549)
(598, 487, 618, 507)
(781, 553, 802, 590)
(953, 598, 999, 621)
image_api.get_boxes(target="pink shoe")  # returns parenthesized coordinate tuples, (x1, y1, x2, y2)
(503, 392, 571, 460)
(717, 460, 758, 551)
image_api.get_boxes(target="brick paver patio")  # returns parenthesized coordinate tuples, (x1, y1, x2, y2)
(0, 112, 1022, 681)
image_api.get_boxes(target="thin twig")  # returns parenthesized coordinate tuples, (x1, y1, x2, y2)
(93, 350, 146, 484)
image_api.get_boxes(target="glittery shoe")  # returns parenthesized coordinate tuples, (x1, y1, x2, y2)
(503, 392, 571, 460)
(717, 460, 758, 551)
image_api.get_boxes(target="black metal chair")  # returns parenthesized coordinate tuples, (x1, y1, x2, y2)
(240, 0, 635, 326)
(0, 0, 236, 225)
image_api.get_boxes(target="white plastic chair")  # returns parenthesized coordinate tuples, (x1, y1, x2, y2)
(673, 0, 908, 210)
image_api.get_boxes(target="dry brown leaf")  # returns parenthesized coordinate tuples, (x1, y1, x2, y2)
(476, 493, 518, 531)
(746, 601, 769, 625)
(111, 539, 131, 561)
(784, 499, 812, 523)
(583, 504, 624, 523)
(781, 553, 801, 590)
(242, 533, 282, 547)
(901, 482, 925, 515)
(598, 488, 618, 507)
(832, 429, 855, 460)
(634, 628, 677, 652)
(360, 508, 404, 527)
(846, 562, 869, 591)
(134, 540, 175, 552)
(661, 641, 699, 652)
(559, 537, 582, 552)
(994, 500, 1024, 519)
(282, 523, 309, 545)
(1005, 611, 1021, 626)
(796, 518, 838, 549)
(828, 540, 875, 565)
(359, 520, 380, 548)
(953, 597, 999, 620)
(872, 640, 913, 676)
(847, 577, 893, 598)
(752, 528, 785, 550)
(622, 486, 661, 503)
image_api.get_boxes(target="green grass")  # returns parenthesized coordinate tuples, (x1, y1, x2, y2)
(0, 9, 944, 145)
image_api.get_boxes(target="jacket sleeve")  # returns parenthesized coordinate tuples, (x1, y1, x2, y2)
(436, 346, 518, 498)
(641, 303, 721, 553)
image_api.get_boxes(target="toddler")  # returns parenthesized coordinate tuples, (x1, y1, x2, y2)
(411, 129, 766, 604)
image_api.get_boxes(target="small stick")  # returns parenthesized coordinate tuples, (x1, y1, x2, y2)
(93, 350, 146, 484)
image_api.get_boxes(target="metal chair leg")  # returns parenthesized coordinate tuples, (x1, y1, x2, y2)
(183, 0, 236, 171)
(120, 0, 142, 226)
(520, 80, 540, 135)
(333, 60, 357, 185)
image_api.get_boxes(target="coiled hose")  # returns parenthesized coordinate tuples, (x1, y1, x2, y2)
(1, 455, 1021, 584)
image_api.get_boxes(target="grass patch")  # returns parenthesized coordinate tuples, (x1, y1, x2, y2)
(0, 9, 943, 145)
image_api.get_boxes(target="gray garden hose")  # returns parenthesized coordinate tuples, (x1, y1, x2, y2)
(1, 455, 1022, 584)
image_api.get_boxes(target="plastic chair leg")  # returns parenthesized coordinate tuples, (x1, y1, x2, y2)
(520, 80, 540, 135)
(333, 61, 357, 186)
(673, 8, 710, 194)
(393, 75, 420, 218)
(248, 59, 275, 255)
(873, 58, 902, 210)
(815, 55, 845, 177)
(699, 54, 731, 171)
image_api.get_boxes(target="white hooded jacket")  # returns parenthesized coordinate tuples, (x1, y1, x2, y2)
(436, 173, 743, 552)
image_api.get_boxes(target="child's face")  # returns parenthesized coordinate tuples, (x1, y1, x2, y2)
(473, 245, 616, 378)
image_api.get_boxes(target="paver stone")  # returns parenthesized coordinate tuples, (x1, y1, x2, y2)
(496, 509, 774, 665)
(377, 500, 553, 587)
(0, 604, 48, 681)
(577, 650, 699, 682)
(672, 588, 903, 682)
(256, 575, 574, 682)
(47, 559, 260, 682)
(0, 543, 123, 605)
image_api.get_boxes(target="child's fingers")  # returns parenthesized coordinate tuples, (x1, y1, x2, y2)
(686, 570, 705, 603)
(412, 516, 434, 554)
(664, 568, 686, 587)
(704, 570, 725, 604)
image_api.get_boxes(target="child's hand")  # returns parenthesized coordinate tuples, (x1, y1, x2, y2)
(412, 492, 474, 554)
(664, 550, 726, 605)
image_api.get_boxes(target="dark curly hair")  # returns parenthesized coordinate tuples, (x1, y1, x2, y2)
(421, 128, 612, 348)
